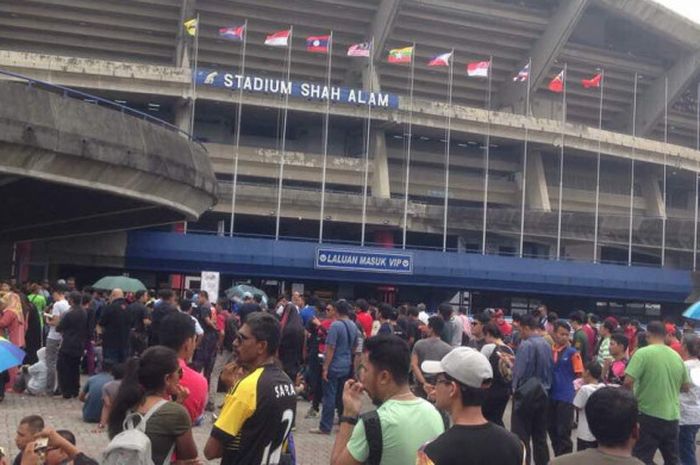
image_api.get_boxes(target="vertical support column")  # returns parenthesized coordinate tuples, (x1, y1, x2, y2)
(363, 63, 391, 200)
(175, 0, 196, 68)
(174, 98, 193, 135)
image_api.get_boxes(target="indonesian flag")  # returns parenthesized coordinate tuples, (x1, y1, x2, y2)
(548, 70, 565, 93)
(388, 46, 413, 64)
(218, 25, 244, 41)
(582, 72, 602, 89)
(467, 60, 491, 78)
(265, 29, 290, 47)
(347, 42, 370, 57)
(428, 51, 452, 67)
(306, 35, 330, 53)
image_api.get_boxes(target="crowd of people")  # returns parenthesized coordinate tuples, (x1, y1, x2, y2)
(0, 277, 699, 465)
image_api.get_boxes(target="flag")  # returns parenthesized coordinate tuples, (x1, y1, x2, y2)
(306, 35, 330, 53)
(388, 46, 413, 64)
(548, 70, 565, 93)
(513, 63, 529, 82)
(347, 42, 370, 57)
(218, 25, 244, 41)
(183, 18, 198, 37)
(582, 72, 602, 89)
(467, 60, 491, 78)
(428, 52, 452, 67)
(265, 29, 290, 47)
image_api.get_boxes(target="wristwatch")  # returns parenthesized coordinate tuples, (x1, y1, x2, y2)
(339, 415, 358, 425)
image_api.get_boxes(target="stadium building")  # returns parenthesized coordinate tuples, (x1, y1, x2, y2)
(3, 0, 700, 317)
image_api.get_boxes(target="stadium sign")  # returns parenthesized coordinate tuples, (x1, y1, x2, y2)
(315, 247, 413, 274)
(196, 68, 399, 108)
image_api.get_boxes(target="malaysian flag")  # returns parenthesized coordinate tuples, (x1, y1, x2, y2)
(513, 63, 530, 82)
(347, 42, 370, 57)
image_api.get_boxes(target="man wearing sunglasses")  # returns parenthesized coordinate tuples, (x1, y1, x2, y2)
(418, 347, 525, 465)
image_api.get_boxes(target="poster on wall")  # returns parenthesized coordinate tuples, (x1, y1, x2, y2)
(201, 271, 220, 300)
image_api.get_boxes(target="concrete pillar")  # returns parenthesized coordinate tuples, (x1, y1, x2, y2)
(174, 98, 193, 135)
(526, 151, 552, 212)
(640, 172, 666, 218)
(175, 0, 196, 68)
(363, 66, 391, 199)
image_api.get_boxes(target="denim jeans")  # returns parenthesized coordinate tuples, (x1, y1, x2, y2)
(320, 373, 348, 433)
(679, 424, 699, 465)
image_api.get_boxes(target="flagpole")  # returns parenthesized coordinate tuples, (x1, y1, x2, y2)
(481, 55, 493, 255)
(628, 72, 638, 266)
(319, 31, 334, 244)
(442, 48, 454, 252)
(593, 69, 604, 263)
(555, 63, 567, 260)
(275, 26, 293, 240)
(230, 19, 248, 237)
(661, 75, 668, 266)
(360, 38, 375, 247)
(188, 12, 200, 137)
(402, 42, 416, 250)
(519, 57, 532, 258)
(694, 81, 700, 271)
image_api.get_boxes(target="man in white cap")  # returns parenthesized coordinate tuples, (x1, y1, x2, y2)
(417, 347, 525, 465)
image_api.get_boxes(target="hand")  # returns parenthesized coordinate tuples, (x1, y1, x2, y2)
(32, 428, 63, 448)
(322, 367, 329, 382)
(342, 379, 364, 417)
(173, 384, 190, 404)
(220, 362, 246, 389)
(19, 442, 41, 465)
(423, 383, 436, 401)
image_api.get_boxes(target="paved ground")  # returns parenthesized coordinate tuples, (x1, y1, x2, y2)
(0, 380, 691, 464)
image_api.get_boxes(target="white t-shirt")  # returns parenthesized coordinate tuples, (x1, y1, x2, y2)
(47, 299, 71, 341)
(680, 359, 700, 426)
(573, 382, 606, 441)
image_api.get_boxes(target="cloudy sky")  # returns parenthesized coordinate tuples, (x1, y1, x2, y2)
(654, 0, 700, 23)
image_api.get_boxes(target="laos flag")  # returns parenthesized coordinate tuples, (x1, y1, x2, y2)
(306, 35, 330, 53)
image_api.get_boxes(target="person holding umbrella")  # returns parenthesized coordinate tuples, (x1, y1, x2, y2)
(0, 292, 25, 390)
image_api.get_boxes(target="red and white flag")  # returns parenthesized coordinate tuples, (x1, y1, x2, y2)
(265, 29, 290, 47)
(548, 70, 565, 93)
(467, 60, 491, 78)
(428, 51, 452, 67)
(582, 72, 602, 89)
(347, 42, 370, 57)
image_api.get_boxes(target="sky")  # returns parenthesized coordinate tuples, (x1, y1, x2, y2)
(654, 0, 700, 24)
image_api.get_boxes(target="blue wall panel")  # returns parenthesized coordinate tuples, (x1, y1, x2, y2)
(126, 231, 692, 303)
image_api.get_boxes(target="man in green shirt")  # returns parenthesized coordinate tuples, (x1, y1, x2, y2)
(28, 283, 48, 330)
(330, 335, 444, 465)
(569, 311, 590, 363)
(624, 320, 689, 465)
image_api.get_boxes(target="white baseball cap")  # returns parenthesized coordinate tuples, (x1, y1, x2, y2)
(421, 347, 493, 388)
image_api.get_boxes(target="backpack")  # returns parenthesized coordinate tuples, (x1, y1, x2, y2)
(102, 399, 173, 465)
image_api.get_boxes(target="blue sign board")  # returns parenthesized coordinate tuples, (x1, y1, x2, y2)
(315, 248, 413, 274)
(196, 68, 400, 109)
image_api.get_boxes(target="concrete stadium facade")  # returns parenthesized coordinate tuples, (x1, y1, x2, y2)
(4, 0, 700, 310)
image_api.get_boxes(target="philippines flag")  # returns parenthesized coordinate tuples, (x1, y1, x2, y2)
(218, 25, 244, 41)
(548, 70, 565, 93)
(513, 63, 530, 82)
(428, 51, 452, 67)
(265, 29, 290, 47)
(347, 42, 370, 57)
(306, 35, 330, 53)
(467, 60, 491, 78)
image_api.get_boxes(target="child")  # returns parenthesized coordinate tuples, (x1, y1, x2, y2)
(573, 362, 606, 451)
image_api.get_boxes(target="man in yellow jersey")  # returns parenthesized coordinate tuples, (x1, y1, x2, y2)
(204, 312, 296, 465)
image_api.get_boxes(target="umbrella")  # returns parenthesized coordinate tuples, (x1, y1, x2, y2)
(92, 276, 146, 293)
(0, 337, 26, 372)
(683, 301, 700, 321)
(225, 284, 268, 306)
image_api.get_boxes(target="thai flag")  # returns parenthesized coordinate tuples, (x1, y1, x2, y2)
(265, 29, 290, 47)
(218, 25, 244, 41)
(306, 35, 330, 53)
(514, 63, 530, 82)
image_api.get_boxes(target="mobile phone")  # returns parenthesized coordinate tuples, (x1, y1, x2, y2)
(33, 437, 48, 454)
(0, 446, 5, 458)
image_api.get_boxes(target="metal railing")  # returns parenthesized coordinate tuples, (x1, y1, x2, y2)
(0, 68, 205, 151)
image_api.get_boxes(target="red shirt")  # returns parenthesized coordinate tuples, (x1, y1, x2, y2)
(318, 319, 334, 354)
(356, 311, 373, 338)
(496, 319, 512, 337)
(178, 358, 208, 422)
(583, 324, 596, 355)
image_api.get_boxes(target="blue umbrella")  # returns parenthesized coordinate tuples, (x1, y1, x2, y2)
(683, 301, 700, 321)
(0, 337, 26, 372)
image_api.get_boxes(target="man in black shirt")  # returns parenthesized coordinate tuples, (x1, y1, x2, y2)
(98, 289, 130, 364)
(148, 289, 177, 346)
(419, 347, 524, 465)
(126, 290, 150, 356)
(238, 293, 261, 324)
(204, 312, 296, 465)
(56, 291, 87, 399)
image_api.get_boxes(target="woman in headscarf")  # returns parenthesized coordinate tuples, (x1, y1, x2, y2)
(0, 291, 26, 389)
(21, 293, 42, 365)
(278, 303, 306, 382)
